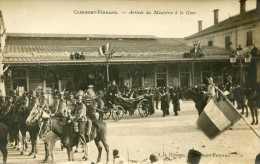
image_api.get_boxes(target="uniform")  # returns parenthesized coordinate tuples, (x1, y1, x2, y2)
(39, 96, 49, 114)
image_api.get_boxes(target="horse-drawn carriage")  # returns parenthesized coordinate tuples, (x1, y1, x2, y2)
(101, 93, 152, 121)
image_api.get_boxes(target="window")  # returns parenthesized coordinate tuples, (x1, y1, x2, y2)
(12, 69, 28, 96)
(201, 65, 212, 83)
(179, 65, 190, 87)
(155, 65, 167, 87)
(225, 36, 231, 50)
(208, 40, 213, 47)
(246, 31, 253, 46)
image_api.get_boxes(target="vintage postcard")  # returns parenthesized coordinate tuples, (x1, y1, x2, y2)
(0, 0, 259, 164)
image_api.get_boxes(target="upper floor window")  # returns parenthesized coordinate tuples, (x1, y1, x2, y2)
(246, 30, 253, 46)
(208, 40, 213, 47)
(225, 36, 231, 50)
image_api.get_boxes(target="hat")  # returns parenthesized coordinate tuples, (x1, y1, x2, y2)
(88, 85, 94, 88)
(113, 149, 119, 157)
(207, 77, 213, 81)
(227, 75, 232, 79)
(149, 154, 159, 162)
(76, 90, 84, 97)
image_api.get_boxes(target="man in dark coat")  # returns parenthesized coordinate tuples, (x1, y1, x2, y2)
(171, 88, 180, 116)
(160, 88, 170, 117)
(108, 80, 119, 104)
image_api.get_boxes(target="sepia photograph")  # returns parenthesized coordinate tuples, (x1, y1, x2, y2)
(0, 0, 260, 163)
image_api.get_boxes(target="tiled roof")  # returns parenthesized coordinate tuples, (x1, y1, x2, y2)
(3, 34, 231, 65)
(185, 9, 260, 39)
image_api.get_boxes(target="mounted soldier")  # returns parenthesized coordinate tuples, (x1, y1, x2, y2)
(39, 91, 49, 114)
(51, 92, 67, 123)
(28, 90, 39, 112)
(70, 95, 89, 145)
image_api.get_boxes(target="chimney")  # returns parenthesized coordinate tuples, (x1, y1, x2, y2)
(257, 0, 260, 15)
(240, 0, 246, 16)
(213, 9, 219, 25)
(198, 20, 202, 32)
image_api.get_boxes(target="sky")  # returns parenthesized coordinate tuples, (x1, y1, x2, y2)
(0, 0, 257, 38)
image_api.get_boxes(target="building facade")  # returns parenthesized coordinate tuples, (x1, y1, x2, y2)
(185, 0, 260, 87)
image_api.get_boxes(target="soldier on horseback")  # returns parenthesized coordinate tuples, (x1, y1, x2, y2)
(51, 92, 67, 117)
(71, 95, 88, 144)
(39, 91, 49, 114)
(28, 90, 39, 112)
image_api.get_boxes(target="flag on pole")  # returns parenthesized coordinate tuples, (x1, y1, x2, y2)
(105, 43, 110, 53)
(99, 43, 111, 57)
(197, 89, 241, 139)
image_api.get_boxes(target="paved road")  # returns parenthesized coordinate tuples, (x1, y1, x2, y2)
(1, 101, 260, 164)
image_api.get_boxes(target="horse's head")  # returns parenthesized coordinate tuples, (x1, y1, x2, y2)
(26, 108, 50, 125)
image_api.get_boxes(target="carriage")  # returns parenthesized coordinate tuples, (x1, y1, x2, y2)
(101, 94, 151, 121)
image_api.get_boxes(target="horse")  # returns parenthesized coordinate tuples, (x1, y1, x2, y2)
(26, 109, 110, 163)
(25, 107, 41, 158)
(0, 122, 8, 164)
(184, 88, 207, 116)
(13, 97, 30, 155)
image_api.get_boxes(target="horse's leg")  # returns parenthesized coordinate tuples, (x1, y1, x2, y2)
(74, 144, 78, 153)
(94, 139, 103, 163)
(254, 107, 258, 124)
(101, 137, 109, 163)
(34, 137, 38, 158)
(20, 130, 27, 155)
(50, 140, 56, 162)
(0, 142, 8, 164)
(43, 142, 49, 163)
(66, 147, 72, 161)
(250, 107, 255, 125)
(82, 143, 89, 160)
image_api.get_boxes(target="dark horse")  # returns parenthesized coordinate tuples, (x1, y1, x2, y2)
(0, 122, 8, 164)
(26, 109, 110, 163)
(185, 88, 207, 116)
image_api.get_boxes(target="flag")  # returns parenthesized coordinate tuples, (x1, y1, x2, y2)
(99, 45, 106, 56)
(105, 43, 110, 53)
(197, 89, 241, 139)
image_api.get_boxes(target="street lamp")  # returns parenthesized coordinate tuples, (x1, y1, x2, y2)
(229, 49, 251, 86)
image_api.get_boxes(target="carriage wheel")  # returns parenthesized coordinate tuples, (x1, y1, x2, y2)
(137, 99, 150, 117)
(102, 107, 112, 120)
(112, 105, 125, 121)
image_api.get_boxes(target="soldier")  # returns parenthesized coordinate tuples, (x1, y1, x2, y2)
(39, 91, 49, 114)
(51, 92, 67, 117)
(203, 77, 216, 103)
(66, 93, 76, 116)
(28, 90, 39, 112)
(71, 95, 89, 144)
(52, 89, 59, 114)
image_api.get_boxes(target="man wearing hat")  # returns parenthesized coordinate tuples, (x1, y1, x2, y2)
(108, 80, 119, 104)
(224, 75, 233, 101)
(39, 91, 49, 114)
(51, 92, 67, 118)
(71, 95, 89, 144)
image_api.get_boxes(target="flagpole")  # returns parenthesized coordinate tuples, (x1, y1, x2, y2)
(217, 88, 260, 139)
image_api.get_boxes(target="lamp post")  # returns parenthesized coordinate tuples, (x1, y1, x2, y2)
(229, 50, 251, 86)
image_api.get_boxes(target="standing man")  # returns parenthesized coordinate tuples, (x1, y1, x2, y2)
(108, 80, 119, 104)
(203, 77, 215, 103)
(171, 87, 180, 116)
(154, 87, 161, 110)
(160, 88, 170, 117)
